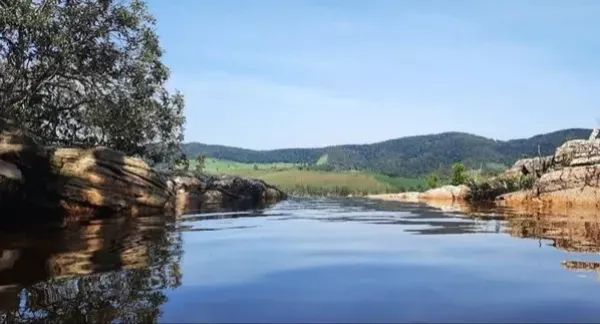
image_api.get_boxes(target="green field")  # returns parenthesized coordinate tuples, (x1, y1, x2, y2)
(191, 158, 426, 196)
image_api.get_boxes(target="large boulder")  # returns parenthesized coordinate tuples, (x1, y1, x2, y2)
(168, 172, 287, 214)
(49, 147, 175, 219)
(0, 120, 175, 223)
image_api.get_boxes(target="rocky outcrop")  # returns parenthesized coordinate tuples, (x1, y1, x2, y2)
(368, 185, 469, 203)
(502, 156, 553, 178)
(0, 120, 287, 224)
(167, 171, 286, 214)
(497, 134, 600, 208)
(552, 139, 600, 169)
(0, 119, 175, 222)
(50, 147, 175, 219)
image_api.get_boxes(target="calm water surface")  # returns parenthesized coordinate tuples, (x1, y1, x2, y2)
(1, 198, 600, 323)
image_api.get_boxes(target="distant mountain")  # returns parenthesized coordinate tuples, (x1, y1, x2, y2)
(182, 129, 592, 177)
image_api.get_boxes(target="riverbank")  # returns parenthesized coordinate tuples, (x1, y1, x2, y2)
(369, 130, 600, 210)
(0, 120, 287, 225)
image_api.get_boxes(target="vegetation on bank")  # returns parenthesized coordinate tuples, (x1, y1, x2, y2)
(465, 174, 536, 202)
(1, 0, 186, 167)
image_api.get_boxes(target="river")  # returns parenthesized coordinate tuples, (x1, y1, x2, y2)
(1, 197, 600, 323)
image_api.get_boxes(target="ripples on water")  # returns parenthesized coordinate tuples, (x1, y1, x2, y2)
(1, 198, 600, 323)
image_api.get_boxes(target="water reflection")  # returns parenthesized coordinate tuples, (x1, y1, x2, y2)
(2, 198, 600, 322)
(361, 198, 600, 254)
(377, 200, 600, 274)
(0, 216, 182, 323)
(267, 198, 600, 274)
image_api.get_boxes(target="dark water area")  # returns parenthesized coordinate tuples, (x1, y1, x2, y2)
(1, 198, 600, 323)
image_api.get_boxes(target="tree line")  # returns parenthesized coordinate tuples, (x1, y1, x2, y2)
(183, 130, 591, 178)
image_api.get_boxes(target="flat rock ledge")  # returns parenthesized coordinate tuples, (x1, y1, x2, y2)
(0, 119, 286, 226)
(368, 185, 470, 203)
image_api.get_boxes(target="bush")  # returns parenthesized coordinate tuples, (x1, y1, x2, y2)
(519, 174, 536, 189)
(466, 174, 536, 202)
(426, 173, 439, 189)
(451, 163, 468, 185)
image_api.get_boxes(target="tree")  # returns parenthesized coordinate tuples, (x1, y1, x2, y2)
(0, 0, 185, 166)
(195, 154, 206, 172)
(451, 162, 468, 185)
(426, 173, 439, 189)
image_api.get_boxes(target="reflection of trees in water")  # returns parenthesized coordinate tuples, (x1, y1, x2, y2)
(0, 216, 183, 323)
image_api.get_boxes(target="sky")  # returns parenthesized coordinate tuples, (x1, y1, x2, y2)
(146, 0, 600, 150)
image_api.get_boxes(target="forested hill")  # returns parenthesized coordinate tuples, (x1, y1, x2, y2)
(182, 129, 592, 177)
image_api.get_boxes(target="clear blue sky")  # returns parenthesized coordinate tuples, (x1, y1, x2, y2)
(147, 0, 600, 149)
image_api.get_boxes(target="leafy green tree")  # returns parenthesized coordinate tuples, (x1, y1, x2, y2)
(0, 0, 185, 166)
(426, 173, 439, 189)
(451, 162, 468, 185)
(195, 154, 206, 172)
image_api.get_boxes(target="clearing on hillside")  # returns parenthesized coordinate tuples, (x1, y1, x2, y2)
(316, 154, 329, 166)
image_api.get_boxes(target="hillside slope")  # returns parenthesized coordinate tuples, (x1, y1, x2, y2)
(182, 129, 592, 177)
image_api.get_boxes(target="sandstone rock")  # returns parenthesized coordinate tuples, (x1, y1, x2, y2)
(496, 190, 539, 207)
(368, 185, 469, 203)
(498, 183, 600, 208)
(495, 138, 600, 208)
(0, 120, 175, 222)
(0, 160, 23, 202)
(0, 120, 287, 223)
(502, 156, 553, 178)
(49, 147, 175, 219)
(536, 165, 600, 194)
(168, 172, 287, 214)
(553, 139, 600, 169)
(418, 185, 470, 201)
(367, 191, 420, 202)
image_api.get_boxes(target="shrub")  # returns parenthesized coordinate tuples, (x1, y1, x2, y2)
(451, 163, 468, 185)
(466, 174, 536, 202)
(426, 173, 439, 189)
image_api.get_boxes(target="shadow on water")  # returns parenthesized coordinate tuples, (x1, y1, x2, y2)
(0, 215, 183, 323)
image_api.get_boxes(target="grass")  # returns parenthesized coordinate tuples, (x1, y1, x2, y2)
(193, 158, 425, 196)
(191, 158, 298, 174)
(371, 173, 426, 191)
(258, 169, 398, 196)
